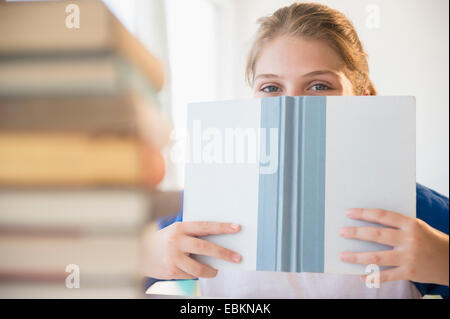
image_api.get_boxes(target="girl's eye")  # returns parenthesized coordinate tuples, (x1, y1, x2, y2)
(310, 83, 331, 91)
(261, 85, 281, 93)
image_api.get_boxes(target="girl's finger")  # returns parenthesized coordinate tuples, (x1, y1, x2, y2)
(339, 249, 401, 266)
(346, 208, 411, 229)
(360, 266, 408, 284)
(174, 254, 218, 278)
(339, 226, 402, 246)
(170, 269, 198, 280)
(179, 221, 240, 237)
(179, 235, 241, 263)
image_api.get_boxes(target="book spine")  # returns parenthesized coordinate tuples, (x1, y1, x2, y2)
(257, 96, 300, 272)
(256, 97, 280, 271)
(276, 96, 288, 272)
(257, 96, 326, 273)
(278, 96, 298, 272)
(0, 54, 159, 102)
(298, 96, 326, 273)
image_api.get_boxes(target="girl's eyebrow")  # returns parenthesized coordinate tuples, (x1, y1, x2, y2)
(254, 73, 280, 81)
(255, 70, 340, 81)
(302, 70, 340, 77)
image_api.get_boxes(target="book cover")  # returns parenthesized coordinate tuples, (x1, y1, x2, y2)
(182, 96, 416, 275)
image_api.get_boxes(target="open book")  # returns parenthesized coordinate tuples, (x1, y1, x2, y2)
(183, 96, 416, 275)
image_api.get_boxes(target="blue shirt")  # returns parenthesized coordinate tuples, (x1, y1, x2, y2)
(146, 184, 449, 298)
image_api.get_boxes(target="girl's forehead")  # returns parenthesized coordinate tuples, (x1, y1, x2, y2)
(254, 36, 345, 77)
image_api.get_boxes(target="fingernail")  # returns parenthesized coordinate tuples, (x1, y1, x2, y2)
(346, 209, 357, 217)
(339, 228, 350, 237)
(230, 223, 240, 231)
(210, 269, 218, 278)
(232, 253, 241, 263)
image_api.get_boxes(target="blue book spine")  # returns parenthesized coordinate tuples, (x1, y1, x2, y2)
(257, 96, 326, 273)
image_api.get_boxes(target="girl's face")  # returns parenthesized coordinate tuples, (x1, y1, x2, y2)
(253, 36, 355, 97)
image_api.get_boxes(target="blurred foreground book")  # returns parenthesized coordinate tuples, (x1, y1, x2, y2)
(0, 0, 165, 96)
(0, 95, 168, 186)
(0, 0, 171, 298)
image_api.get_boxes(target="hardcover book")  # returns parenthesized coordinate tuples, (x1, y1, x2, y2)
(0, 189, 152, 234)
(183, 96, 416, 275)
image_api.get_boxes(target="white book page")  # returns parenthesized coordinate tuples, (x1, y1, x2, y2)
(324, 96, 416, 274)
(183, 98, 261, 271)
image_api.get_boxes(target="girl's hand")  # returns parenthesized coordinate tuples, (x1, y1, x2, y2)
(140, 221, 241, 280)
(339, 208, 449, 286)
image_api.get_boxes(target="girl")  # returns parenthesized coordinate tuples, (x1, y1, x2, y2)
(141, 2, 449, 298)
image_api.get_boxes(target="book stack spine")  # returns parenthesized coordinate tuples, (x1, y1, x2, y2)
(0, 0, 170, 298)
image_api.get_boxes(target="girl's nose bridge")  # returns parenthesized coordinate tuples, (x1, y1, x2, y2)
(286, 85, 304, 97)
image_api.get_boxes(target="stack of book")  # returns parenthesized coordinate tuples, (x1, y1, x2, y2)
(0, 0, 171, 298)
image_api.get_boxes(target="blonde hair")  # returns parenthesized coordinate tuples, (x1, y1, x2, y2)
(246, 2, 377, 95)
